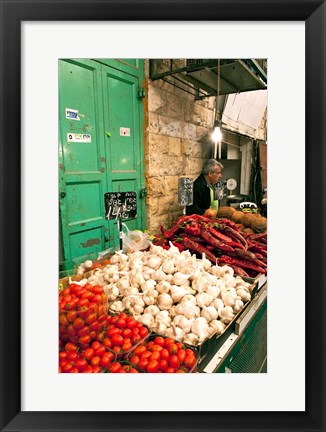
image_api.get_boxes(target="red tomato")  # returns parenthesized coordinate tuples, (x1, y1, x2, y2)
(160, 348, 169, 361)
(91, 341, 101, 350)
(92, 294, 103, 304)
(128, 367, 139, 373)
(133, 345, 146, 356)
(65, 342, 78, 352)
(66, 324, 77, 337)
(103, 337, 112, 349)
(59, 314, 68, 326)
(81, 348, 95, 361)
(100, 354, 113, 369)
(70, 367, 79, 373)
(108, 362, 123, 373)
(154, 336, 165, 346)
(85, 313, 97, 325)
(146, 360, 159, 373)
(149, 351, 161, 362)
(91, 285, 104, 294)
(75, 358, 88, 372)
(176, 342, 185, 350)
(121, 341, 133, 352)
(177, 349, 186, 363)
(167, 343, 178, 355)
(66, 310, 78, 322)
(66, 351, 78, 362)
(115, 318, 127, 329)
(165, 367, 176, 373)
(90, 356, 101, 367)
(139, 327, 149, 338)
(83, 283, 93, 291)
(176, 369, 186, 373)
(89, 321, 100, 332)
(92, 366, 102, 373)
(94, 345, 106, 357)
(169, 354, 180, 369)
(140, 350, 152, 360)
(121, 328, 133, 338)
(185, 349, 194, 356)
(107, 326, 120, 337)
(111, 334, 124, 346)
(126, 317, 137, 329)
(62, 362, 74, 373)
(129, 355, 140, 366)
(62, 288, 71, 296)
(105, 351, 115, 363)
(59, 351, 68, 360)
(78, 326, 90, 337)
(81, 290, 94, 300)
(164, 338, 175, 346)
(79, 335, 91, 345)
(158, 359, 169, 371)
(131, 335, 141, 345)
(184, 354, 196, 369)
(112, 345, 122, 355)
(83, 365, 93, 373)
(138, 358, 149, 370)
(118, 312, 128, 320)
(95, 331, 106, 342)
(151, 344, 163, 352)
(75, 288, 87, 298)
(73, 317, 85, 330)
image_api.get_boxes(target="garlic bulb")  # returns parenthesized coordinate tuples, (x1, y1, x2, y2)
(195, 292, 213, 308)
(173, 315, 194, 333)
(205, 284, 220, 299)
(162, 258, 175, 274)
(209, 319, 225, 335)
(172, 272, 190, 286)
(236, 289, 251, 302)
(145, 255, 162, 270)
(139, 313, 155, 328)
(183, 333, 199, 346)
(191, 317, 209, 342)
(155, 280, 171, 294)
(170, 285, 189, 303)
(221, 292, 235, 308)
(154, 321, 168, 334)
(140, 279, 156, 293)
(233, 299, 244, 313)
(109, 300, 124, 313)
(144, 305, 160, 316)
(151, 267, 167, 281)
(175, 300, 197, 320)
(157, 293, 173, 310)
(220, 306, 235, 324)
(210, 298, 224, 315)
(155, 310, 172, 326)
(129, 268, 145, 287)
(104, 284, 120, 301)
(143, 289, 158, 306)
(200, 306, 218, 322)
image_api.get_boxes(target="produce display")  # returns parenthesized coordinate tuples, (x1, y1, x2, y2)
(153, 214, 267, 278)
(216, 206, 267, 233)
(72, 243, 253, 347)
(128, 335, 198, 373)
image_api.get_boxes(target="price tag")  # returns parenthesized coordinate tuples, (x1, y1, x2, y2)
(104, 192, 137, 220)
(178, 177, 193, 206)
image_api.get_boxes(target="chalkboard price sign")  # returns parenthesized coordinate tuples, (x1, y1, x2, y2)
(104, 191, 137, 220)
(178, 177, 193, 206)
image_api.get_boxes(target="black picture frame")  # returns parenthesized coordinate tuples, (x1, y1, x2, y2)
(0, 1, 325, 431)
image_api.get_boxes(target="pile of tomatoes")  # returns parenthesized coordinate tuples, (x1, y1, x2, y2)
(128, 336, 198, 373)
(59, 341, 116, 373)
(59, 282, 108, 349)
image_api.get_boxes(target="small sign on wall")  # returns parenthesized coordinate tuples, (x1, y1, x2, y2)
(120, 127, 130, 137)
(67, 133, 91, 143)
(178, 177, 193, 206)
(65, 108, 80, 121)
(104, 191, 137, 220)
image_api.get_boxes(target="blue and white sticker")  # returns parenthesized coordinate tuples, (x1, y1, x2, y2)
(67, 133, 91, 143)
(65, 108, 80, 121)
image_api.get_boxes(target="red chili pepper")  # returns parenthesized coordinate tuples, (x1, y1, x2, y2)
(171, 241, 184, 252)
(200, 227, 235, 253)
(179, 233, 206, 244)
(231, 248, 260, 263)
(184, 221, 201, 236)
(215, 218, 239, 230)
(208, 225, 245, 249)
(162, 215, 197, 239)
(219, 255, 266, 274)
(230, 265, 249, 277)
(221, 225, 248, 249)
(181, 236, 218, 264)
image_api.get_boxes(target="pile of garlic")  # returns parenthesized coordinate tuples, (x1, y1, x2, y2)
(84, 243, 252, 346)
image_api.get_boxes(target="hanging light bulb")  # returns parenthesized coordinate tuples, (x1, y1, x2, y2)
(212, 119, 222, 143)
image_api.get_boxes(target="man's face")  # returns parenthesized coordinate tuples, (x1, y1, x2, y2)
(208, 167, 222, 185)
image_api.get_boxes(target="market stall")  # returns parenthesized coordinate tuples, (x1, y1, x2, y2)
(58, 208, 267, 373)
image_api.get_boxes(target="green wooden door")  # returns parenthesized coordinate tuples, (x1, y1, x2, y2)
(59, 59, 145, 270)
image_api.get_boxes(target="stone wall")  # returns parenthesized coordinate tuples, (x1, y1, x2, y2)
(143, 61, 215, 235)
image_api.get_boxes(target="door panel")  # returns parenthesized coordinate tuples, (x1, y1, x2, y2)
(59, 59, 107, 267)
(102, 66, 146, 245)
(59, 59, 145, 269)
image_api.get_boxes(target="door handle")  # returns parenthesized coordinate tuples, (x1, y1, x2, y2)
(60, 192, 66, 198)
(140, 187, 147, 198)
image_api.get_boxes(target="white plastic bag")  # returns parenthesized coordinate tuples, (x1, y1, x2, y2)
(120, 223, 150, 253)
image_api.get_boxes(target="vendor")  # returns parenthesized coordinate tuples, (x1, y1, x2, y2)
(186, 159, 224, 216)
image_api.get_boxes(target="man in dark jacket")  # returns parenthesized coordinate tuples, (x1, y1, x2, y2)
(186, 159, 224, 215)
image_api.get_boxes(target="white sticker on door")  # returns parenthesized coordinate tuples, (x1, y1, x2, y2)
(67, 133, 91, 143)
(120, 127, 130, 136)
(65, 108, 80, 121)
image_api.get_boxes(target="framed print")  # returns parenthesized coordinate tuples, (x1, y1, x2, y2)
(1, 0, 325, 431)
